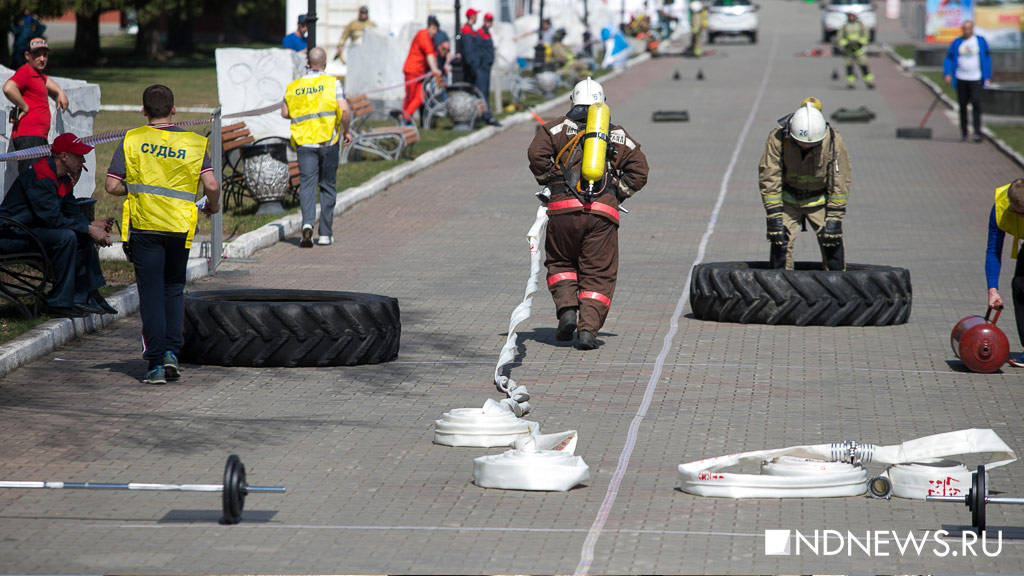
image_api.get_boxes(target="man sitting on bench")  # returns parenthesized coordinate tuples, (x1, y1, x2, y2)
(0, 133, 116, 318)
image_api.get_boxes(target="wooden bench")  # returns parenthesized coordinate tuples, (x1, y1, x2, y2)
(341, 94, 419, 164)
(0, 216, 53, 320)
(219, 122, 299, 208)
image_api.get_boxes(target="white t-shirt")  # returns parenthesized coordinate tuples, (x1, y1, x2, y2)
(955, 35, 982, 82)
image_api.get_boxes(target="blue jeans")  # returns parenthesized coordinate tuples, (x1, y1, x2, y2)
(130, 232, 187, 368)
(296, 143, 340, 238)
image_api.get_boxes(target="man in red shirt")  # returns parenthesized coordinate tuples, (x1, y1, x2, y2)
(399, 16, 444, 125)
(2, 38, 69, 171)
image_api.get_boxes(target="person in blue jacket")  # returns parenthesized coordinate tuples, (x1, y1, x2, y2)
(985, 178, 1024, 367)
(943, 20, 991, 143)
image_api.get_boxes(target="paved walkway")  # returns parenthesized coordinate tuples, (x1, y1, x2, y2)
(2, 3, 1024, 574)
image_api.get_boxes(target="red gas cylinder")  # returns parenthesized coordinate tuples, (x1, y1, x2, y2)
(951, 307, 1010, 373)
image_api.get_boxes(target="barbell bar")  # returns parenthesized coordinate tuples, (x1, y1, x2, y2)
(927, 465, 1024, 533)
(0, 454, 284, 524)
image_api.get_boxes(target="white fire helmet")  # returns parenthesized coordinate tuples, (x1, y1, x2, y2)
(788, 102, 827, 144)
(570, 77, 605, 106)
(690, 1, 703, 13)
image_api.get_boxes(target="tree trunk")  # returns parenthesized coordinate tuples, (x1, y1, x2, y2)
(72, 11, 102, 65)
(166, 15, 194, 55)
(134, 21, 161, 59)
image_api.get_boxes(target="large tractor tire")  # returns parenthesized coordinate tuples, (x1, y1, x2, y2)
(182, 289, 400, 367)
(690, 262, 911, 326)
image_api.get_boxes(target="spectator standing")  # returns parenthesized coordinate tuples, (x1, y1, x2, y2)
(759, 98, 851, 271)
(3, 37, 69, 172)
(527, 78, 649, 350)
(944, 20, 991, 143)
(282, 14, 308, 53)
(0, 133, 114, 319)
(282, 47, 353, 249)
(399, 15, 444, 126)
(985, 178, 1024, 368)
(9, 9, 45, 69)
(104, 84, 221, 385)
(459, 8, 480, 84)
(434, 30, 452, 74)
(471, 14, 501, 127)
(838, 12, 874, 89)
(336, 5, 376, 63)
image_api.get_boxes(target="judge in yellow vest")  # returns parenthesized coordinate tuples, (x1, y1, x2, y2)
(105, 84, 221, 385)
(282, 46, 353, 248)
(986, 178, 1024, 368)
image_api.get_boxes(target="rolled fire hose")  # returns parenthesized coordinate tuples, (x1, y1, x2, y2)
(678, 428, 1015, 499)
(474, 430, 591, 491)
(433, 399, 540, 448)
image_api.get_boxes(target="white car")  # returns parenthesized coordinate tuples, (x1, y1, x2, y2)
(821, 0, 877, 43)
(706, 0, 760, 44)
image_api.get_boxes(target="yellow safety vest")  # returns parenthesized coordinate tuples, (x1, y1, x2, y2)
(120, 126, 208, 249)
(995, 183, 1024, 259)
(284, 74, 340, 147)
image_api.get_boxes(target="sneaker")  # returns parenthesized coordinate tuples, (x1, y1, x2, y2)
(577, 331, 599, 350)
(300, 225, 313, 248)
(317, 235, 333, 246)
(47, 306, 87, 319)
(163, 351, 181, 380)
(973, 134, 984, 143)
(73, 301, 106, 315)
(1008, 355, 1024, 368)
(142, 365, 167, 385)
(555, 308, 577, 341)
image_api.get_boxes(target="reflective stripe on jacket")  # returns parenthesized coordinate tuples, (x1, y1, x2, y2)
(759, 125, 851, 215)
(121, 126, 207, 248)
(284, 74, 340, 147)
(995, 183, 1024, 259)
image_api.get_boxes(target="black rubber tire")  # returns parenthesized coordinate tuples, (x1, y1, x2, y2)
(182, 289, 401, 367)
(690, 262, 912, 326)
(896, 127, 932, 140)
(830, 107, 875, 123)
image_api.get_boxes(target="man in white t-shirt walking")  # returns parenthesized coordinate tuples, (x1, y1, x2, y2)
(943, 21, 992, 143)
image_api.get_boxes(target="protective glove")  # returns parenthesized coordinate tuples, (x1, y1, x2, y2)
(847, 42, 861, 53)
(535, 187, 551, 205)
(765, 205, 786, 246)
(818, 218, 843, 247)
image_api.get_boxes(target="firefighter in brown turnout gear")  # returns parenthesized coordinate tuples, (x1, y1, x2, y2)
(527, 78, 649, 350)
(759, 97, 851, 271)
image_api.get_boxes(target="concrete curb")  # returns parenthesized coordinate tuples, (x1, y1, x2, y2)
(0, 53, 651, 379)
(882, 43, 1024, 170)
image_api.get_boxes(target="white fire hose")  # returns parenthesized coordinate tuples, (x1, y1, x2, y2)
(678, 428, 1016, 499)
(432, 205, 591, 490)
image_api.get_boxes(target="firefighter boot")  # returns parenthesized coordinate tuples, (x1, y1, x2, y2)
(577, 331, 599, 350)
(556, 307, 578, 341)
(864, 71, 875, 89)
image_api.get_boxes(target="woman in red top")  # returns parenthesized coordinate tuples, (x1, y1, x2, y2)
(400, 16, 444, 125)
(2, 37, 69, 171)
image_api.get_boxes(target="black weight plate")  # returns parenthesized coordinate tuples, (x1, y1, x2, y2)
(971, 466, 980, 530)
(896, 127, 932, 140)
(651, 110, 689, 122)
(976, 465, 986, 533)
(222, 454, 245, 524)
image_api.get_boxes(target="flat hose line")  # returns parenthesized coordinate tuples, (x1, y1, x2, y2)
(574, 33, 782, 576)
(677, 428, 1016, 499)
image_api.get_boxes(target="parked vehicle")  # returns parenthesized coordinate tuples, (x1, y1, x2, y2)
(706, 0, 759, 44)
(821, 0, 877, 43)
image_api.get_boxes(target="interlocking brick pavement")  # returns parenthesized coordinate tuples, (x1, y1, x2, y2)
(1, 3, 1023, 574)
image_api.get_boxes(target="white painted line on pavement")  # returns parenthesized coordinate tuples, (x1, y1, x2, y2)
(391, 359, 978, 376)
(79, 523, 760, 538)
(574, 36, 782, 576)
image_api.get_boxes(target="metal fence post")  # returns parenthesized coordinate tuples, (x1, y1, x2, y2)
(210, 107, 223, 273)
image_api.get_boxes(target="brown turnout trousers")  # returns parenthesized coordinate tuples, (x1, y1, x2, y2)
(545, 211, 619, 334)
